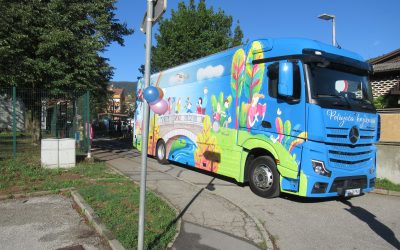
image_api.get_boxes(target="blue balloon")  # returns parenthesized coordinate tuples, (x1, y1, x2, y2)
(143, 86, 159, 104)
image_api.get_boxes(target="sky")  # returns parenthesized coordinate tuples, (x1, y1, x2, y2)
(104, 0, 400, 82)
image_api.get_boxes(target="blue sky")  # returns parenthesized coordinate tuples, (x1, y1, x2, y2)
(104, 0, 400, 82)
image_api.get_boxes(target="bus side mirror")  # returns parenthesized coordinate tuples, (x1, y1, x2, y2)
(278, 61, 293, 97)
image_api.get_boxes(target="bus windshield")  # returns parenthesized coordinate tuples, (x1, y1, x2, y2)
(308, 63, 375, 111)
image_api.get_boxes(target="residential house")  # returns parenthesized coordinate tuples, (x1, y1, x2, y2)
(368, 48, 400, 107)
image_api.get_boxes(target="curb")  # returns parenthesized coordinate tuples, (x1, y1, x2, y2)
(71, 191, 125, 250)
(371, 188, 400, 197)
(105, 162, 182, 249)
(0, 188, 74, 201)
(106, 159, 273, 250)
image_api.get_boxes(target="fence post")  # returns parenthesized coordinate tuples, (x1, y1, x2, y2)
(12, 86, 16, 159)
(86, 91, 91, 158)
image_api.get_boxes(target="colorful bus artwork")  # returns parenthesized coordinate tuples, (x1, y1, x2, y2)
(134, 38, 379, 198)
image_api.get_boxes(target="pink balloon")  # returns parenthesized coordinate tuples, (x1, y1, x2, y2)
(150, 99, 168, 115)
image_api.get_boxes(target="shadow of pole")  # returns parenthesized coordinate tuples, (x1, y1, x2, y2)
(147, 177, 216, 249)
(341, 199, 400, 249)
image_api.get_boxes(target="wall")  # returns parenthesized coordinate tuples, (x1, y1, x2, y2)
(377, 144, 400, 184)
(0, 95, 25, 132)
(379, 112, 400, 142)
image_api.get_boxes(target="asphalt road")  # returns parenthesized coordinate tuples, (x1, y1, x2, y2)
(93, 138, 400, 250)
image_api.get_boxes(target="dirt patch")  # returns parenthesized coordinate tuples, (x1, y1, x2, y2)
(56, 173, 83, 181)
(0, 186, 23, 196)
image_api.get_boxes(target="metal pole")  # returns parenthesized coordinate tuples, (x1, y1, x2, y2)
(138, 0, 154, 249)
(12, 86, 16, 159)
(86, 91, 91, 158)
(332, 18, 336, 46)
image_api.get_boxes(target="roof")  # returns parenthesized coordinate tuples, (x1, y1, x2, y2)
(368, 48, 400, 64)
(112, 88, 124, 98)
(372, 61, 400, 73)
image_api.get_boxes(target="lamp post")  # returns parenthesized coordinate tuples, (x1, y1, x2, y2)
(318, 13, 336, 46)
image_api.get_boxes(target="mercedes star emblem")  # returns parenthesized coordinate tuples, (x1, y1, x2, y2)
(349, 126, 360, 144)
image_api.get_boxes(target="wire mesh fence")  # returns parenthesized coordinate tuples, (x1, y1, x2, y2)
(0, 87, 91, 161)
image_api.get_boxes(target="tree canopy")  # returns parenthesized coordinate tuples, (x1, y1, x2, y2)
(151, 0, 244, 72)
(0, 0, 133, 96)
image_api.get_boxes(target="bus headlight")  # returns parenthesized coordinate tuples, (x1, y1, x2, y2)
(312, 160, 331, 177)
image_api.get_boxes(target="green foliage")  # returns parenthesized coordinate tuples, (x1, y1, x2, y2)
(373, 96, 388, 109)
(375, 178, 400, 192)
(151, 0, 244, 71)
(373, 95, 400, 109)
(0, 0, 133, 98)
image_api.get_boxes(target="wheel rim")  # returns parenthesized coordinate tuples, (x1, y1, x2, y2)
(253, 164, 273, 190)
(157, 143, 165, 160)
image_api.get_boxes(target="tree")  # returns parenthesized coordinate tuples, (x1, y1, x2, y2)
(151, 0, 244, 71)
(0, 0, 133, 94)
(0, 0, 132, 141)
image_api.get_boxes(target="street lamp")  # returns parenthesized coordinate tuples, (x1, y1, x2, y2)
(318, 13, 336, 46)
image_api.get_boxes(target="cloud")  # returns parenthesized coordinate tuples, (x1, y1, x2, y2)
(197, 65, 224, 81)
(168, 72, 188, 84)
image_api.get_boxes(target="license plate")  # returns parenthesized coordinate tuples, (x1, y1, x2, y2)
(345, 188, 361, 197)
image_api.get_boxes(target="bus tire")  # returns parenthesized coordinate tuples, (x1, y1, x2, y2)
(156, 139, 169, 164)
(248, 156, 280, 198)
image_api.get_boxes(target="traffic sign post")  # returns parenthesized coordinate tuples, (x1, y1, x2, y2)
(141, 0, 167, 34)
(138, 1, 166, 250)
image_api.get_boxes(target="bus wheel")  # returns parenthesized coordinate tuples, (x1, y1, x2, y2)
(249, 156, 280, 198)
(156, 140, 169, 164)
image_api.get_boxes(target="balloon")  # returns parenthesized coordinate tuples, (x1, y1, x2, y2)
(150, 99, 168, 115)
(155, 87, 164, 99)
(143, 86, 159, 104)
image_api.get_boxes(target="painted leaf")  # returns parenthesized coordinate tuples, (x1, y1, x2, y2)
(219, 92, 224, 105)
(283, 120, 292, 148)
(230, 49, 246, 97)
(244, 41, 265, 101)
(288, 132, 308, 152)
(226, 95, 232, 107)
(211, 95, 217, 112)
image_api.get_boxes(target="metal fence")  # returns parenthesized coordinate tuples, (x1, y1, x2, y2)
(0, 87, 91, 160)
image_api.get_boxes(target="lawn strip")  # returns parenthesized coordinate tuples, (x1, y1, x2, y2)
(0, 158, 177, 250)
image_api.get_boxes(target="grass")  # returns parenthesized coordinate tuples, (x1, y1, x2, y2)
(80, 180, 176, 250)
(375, 178, 400, 192)
(0, 155, 177, 250)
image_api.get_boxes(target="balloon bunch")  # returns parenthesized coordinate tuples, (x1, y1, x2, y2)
(143, 86, 168, 115)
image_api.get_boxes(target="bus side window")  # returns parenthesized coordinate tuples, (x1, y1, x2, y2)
(268, 61, 301, 101)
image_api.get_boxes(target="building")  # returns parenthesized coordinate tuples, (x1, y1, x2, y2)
(368, 48, 400, 107)
(109, 87, 125, 114)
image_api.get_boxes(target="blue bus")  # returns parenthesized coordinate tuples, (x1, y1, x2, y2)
(135, 38, 379, 198)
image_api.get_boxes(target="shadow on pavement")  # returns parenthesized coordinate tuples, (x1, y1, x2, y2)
(147, 178, 215, 249)
(341, 199, 400, 249)
(281, 192, 368, 203)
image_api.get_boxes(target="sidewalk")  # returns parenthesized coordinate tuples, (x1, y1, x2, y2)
(0, 195, 107, 250)
(105, 156, 265, 250)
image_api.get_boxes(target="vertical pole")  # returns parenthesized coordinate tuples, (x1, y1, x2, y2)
(332, 18, 336, 47)
(138, 0, 154, 249)
(86, 91, 91, 158)
(12, 86, 16, 159)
